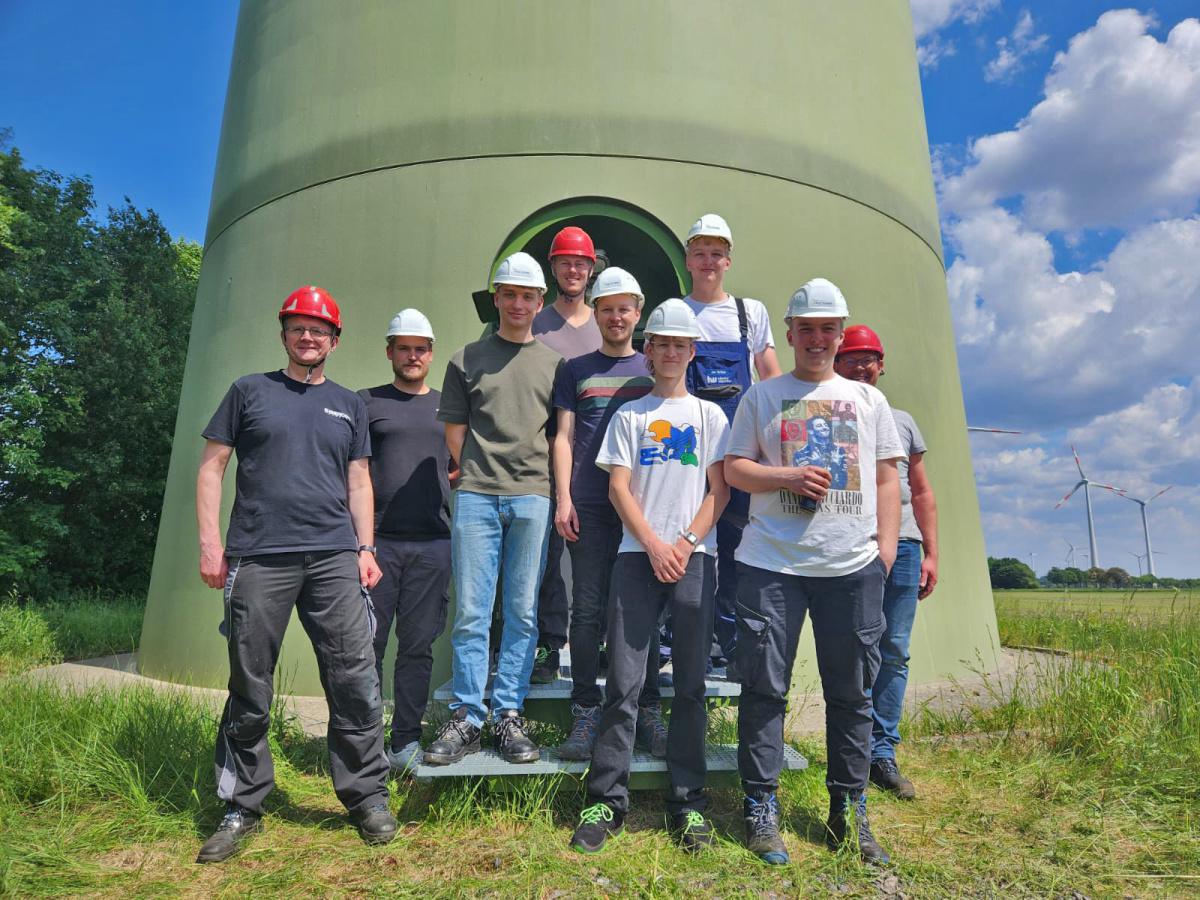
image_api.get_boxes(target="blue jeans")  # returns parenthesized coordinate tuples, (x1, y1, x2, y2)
(870, 539, 921, 762)
(448, 491, 551, 727)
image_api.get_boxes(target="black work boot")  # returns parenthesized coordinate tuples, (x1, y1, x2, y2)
(196, 804, 262, 864)
(423, 708, 482, 766)
(743, 792, 789, 865)
(530, 645, 560, 683)
(557, 704, 601, 760)
(634, 704, 668, 758)
(870, 758, 917, 800)
(493, 708, 540, 763)
(826, 792, 890, 865)
(570, 802, 625, 853)
(351, 802, 398, 845)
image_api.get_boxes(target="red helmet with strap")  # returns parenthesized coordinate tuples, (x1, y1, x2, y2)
(548, 226, 596, 262)
(838, 324, 884, 359)
(279, 285, 342, 334)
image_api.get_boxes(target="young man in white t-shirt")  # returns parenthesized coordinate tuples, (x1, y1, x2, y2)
(681, 214, 781, 669)
(570, 300, 730, 856)
(724, 279, 903, 866)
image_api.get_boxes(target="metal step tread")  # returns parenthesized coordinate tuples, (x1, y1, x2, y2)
(432, 664, 741, 703)
(412, 744, 807, 782)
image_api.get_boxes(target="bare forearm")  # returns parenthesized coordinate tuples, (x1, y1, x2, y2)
(347, 467, 375, 547)
(553, 415, 574, 505)
(609, 479, 659, 549)
(686, 464, 729, 540)
(912, 490, 939, 559)
(725, 456, 785, 494)
(876, 463, 901, 560)
(755, 346, 782, 380)
(445, 423, 466, 470)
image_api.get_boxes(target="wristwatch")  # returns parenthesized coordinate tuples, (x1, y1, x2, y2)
(679, 530, 699, 547)
(357, 544, 377, 555)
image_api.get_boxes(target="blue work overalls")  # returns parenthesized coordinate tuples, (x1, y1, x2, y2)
(685, 297, 754, 661)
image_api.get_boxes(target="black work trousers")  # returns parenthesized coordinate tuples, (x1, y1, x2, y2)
(735, 557, 886, 798)
(215, 550, 388, 815)
(536, 498, 569, 651)
(565, 504, 660, 710)
(587, 552, 715, 816)
(371, 536, 451, 750)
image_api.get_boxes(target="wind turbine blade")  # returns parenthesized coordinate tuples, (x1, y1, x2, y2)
(967, 426, 1024, 434)
(1096, 483, 1127, 496)
(1071, 445, 1086, 479)
(1054, 482, 1084, 509)
(1148, 485, 1173, 503)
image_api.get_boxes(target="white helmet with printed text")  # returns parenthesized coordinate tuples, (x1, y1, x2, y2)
(644, 298, 700, 339)
(386, 308, 435, 342)
(685, 213, 733, 249)
(588, 266, 645, 309)
(785, 277, 850, 319)
(492, 251, 547, 293)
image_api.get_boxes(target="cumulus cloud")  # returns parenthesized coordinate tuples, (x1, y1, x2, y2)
(942, 10, 1200, 232)
(910, 0, 999, 69)
(984, 10, 1049, 82)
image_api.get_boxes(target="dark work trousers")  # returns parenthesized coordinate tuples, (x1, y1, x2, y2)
(735, 557, 886, 798)
(587, 552, 716, 816)
(215, 550, 389, 816)
(536, 496, 569, 651)
(565, 505, 661, 709)
(371, 536, 451, 751)
(713, 489, 750, 659)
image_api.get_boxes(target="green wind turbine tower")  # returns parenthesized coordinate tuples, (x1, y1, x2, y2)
(140, 0, 1000, 695)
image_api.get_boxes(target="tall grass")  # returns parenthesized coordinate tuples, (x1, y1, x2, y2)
(0, 592, 143, 669)
(0, 602, 60, 674)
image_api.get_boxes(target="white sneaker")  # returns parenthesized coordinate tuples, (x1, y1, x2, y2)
(387, 740, 422, 775)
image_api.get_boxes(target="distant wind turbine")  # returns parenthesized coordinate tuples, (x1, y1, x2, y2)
(1063, 538, 1076, 568)
(1053, 446, 1120, 570)
(1104, 486, 1172, 579)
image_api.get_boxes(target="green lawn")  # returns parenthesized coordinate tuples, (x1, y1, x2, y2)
(0, 591, 1196, 897)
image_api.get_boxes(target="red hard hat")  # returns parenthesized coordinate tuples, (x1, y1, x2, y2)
(548, 226, 596, 262)
(838, 324, 885, 359)
(279, 285, 342, 333)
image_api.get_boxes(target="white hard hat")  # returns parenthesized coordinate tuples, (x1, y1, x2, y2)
(644, 298, 700, 339)
(685, 213, 733, 249)
(785, 278, 850, 319)
(588, 266, 645, 308)
(492, 251, 547, 293)
(387, 308, 435, 342)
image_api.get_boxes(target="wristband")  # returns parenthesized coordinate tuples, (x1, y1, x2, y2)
(357, 544, 377, 555)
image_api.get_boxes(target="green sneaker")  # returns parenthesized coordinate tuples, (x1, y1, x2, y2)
(570, 802, 624, 853)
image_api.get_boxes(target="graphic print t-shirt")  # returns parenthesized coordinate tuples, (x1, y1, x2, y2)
(203, 371, 369, 557)
(553, 350, 654, 509)
(596, 394, 730, 556)
(727, 374, 903, 577)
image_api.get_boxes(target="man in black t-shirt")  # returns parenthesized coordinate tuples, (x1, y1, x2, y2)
(359, 308, 452, 776)
(194, 287, 395, 864)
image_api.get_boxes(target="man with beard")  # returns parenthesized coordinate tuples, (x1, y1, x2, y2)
(359, 308, 452, 775)
(530, 226, 603, 683)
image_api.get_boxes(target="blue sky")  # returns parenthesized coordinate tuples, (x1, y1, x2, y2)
(3, 2, 1198, 578)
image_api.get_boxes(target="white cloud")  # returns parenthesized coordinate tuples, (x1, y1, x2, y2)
(984, 10, 1049, 82)
(910, 0, 999, 69)
(942, 10, 1200, 232)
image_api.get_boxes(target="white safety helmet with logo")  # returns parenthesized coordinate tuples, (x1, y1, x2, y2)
(588, 266, 645, 309)
(644, 298, 701, 339)
(785, 277, 850, 319)
(386, 308, 435, 342)
(685, 213, 734, 249)
(492, 251, 548, 293)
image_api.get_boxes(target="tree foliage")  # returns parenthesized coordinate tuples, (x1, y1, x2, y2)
(988, 556, 1040, 589)
(0, 145, 199, 597)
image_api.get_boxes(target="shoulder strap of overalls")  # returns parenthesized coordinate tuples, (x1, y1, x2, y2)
(733, 297, 749, 344)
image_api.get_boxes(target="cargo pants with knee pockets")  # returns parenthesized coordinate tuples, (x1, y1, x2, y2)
(734, 557, 886, 796)
(215, 550, 389, 815)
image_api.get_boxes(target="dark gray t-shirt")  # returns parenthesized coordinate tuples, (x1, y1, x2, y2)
(203, 371, 369, 557)
(437, 334, 562, 498)
(358, 385, 451, 541)
(533, 305, 602, 360)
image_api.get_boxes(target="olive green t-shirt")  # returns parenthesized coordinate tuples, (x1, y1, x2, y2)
(437, 333, 563, 498)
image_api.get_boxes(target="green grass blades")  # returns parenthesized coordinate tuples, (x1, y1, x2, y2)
(0, 601, 60, 675)
(0, 591, 143, 673)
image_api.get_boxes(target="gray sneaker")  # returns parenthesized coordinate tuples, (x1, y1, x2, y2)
(387, 739, 423, 775)
(635, 704, 668, 758)
(557, 704, 601, 760)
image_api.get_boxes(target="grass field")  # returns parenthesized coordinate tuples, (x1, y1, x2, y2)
(0, 591, 1196, 897)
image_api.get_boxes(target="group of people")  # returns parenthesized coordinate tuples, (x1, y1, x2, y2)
(193, 214, 938, 869)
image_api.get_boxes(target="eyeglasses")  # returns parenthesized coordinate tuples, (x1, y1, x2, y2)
(284, 326, 334, 339)
(838, 354, 880, 367)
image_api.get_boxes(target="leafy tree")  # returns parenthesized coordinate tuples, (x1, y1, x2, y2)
(988, 556, 1039, 589)
(1085, 567, 1107, 586)
(0, 145, 199, 597)
(1103, 567, 1132, 588)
